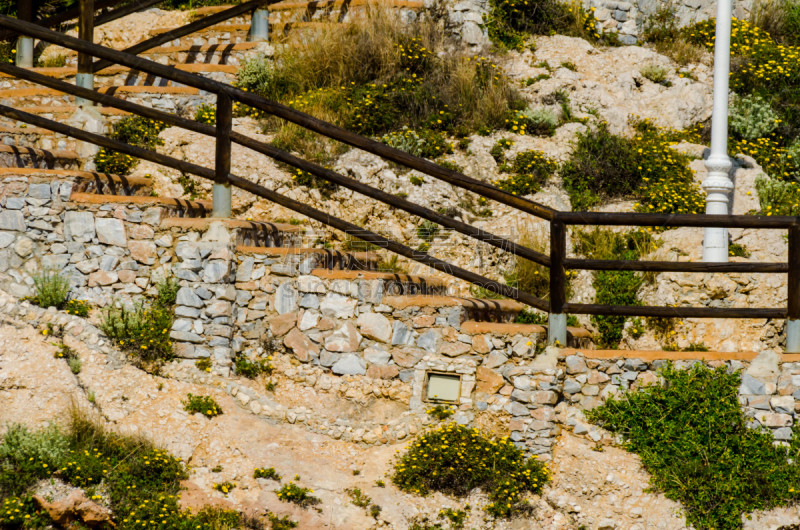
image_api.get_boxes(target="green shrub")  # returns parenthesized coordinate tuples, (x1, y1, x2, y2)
(213, 481, 236, 495)
(268, 512, 299, 530)
(587, 362, 800, 530)
(30, 269, 71, 310)
(381, 127, 429, 157)
(99, 301, 174, 369)
(234, 356, 273, 378)
(489, 138, 513, 162)
(237, 53, 298, 101)
(729, 94, 779, 140)
(0, 496, 51, 529)
(276, 482, 321, 508)
(195, 103, 217, 125)
(511, 107, 558, 136)
(485, 0, 599, 50)
(392, 424, 550, 518)
(346, 487, 371, 508)
(417, 220, 440, 242)
(94, 116, 168, 175)
(155, 275, 180, 307)
(0, 423, 68, 496)
(495, 149, 558, 196)
(64, 299, 90, 317)
(426, 404, 455, 420)
(640, 64, 670, 85)
(182, 394, 223, 418)
(729, 242, 751, 258)
(254, 467, 281, 480)
(195, 358, 212, 371)
(755, 175, 800, 215)
(409, 175, 425, 186)
(68, 357, 82, 374)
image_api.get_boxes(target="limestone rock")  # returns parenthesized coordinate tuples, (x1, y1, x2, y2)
(357, 312, 392, 343)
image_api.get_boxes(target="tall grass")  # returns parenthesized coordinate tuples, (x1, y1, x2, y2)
(750, 0, 800, 46)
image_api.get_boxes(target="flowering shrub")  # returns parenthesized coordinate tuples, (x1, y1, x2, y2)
(276, 482, 321, 507)
(254, 467, 281, 480)
(194, 103, 217, 125)
(0, 496, 51, 529)
(392, 424, 550, 518)
(64, 299, 90, 317)
(234, 355, 273, 379)
(29, 270, 70, 310)
(182, 394, 223, 418)
(99, 301, 174, 369)
(195, 358, 212, 371)
(510, 106, 558, 136)
(212, 481, 236, 495)
(380, 127, 429, 157)
(495, 149, 558, 196)
(729, 94, 779, 140)
(755, 175, 800, 215)
(485, 0, 600, 50)
(94, 116, 168, 175)
(587, 362, 800, 530)
(426, 404, 455, 420)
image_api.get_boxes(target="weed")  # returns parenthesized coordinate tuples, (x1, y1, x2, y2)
(629, 317, 646, 339)
(211, 465, 223, 473)
(524, 73, 551, 85)
(392, 424, 550, 518)
(94, 116, 168, 175)
(0, 423, 68, 496)
(87, 391, 96, 404)
(640, 64, 670, 85)
(369, 504, 382, 518)
(267, 512, 299, 530)
(275, 482, 321, 508)
(30, 270, 71, 310)
(378, 254, 407, 274)
(511, 106, 558, 136)
(560, 61, 577, 71)
(254, 467, 281, 481)
(427, 404, 455, 420)
(68, 357, 82, 374)
(486, 0, 600, 50)
(346, 487, 371, 508)
(439, 507, 469, 529)
(36, 53, 66, 67)
(64, 299, 90, 317)
(755, 176, 800, 216)
(352, 469, 361, 476)
(729, 242, 751, 258)
(729, 94, 779, 140)
(234, 355, 274, 379)
(195, 103, 217, 125)
(587, 362, 800, 530)
(490, 138, 513, 162)
(417, 220, 440, 242)
(495, 149, 558, 196)
(99, 300, 173, 370)
(196, 358, 212, 371)
(410, 175, 425, 186)
(155, 275, 180, 307)
(213, 481, 236, 495)
(182, 394, 223, 418)
(375, 479, 386, 488)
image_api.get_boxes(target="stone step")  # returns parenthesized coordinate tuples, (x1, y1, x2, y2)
(0, 64, 237, 89)
(0, 144, 80, 170)
(162, 217, 304, 248)
(269, 0, 423, 24)
(237, 245, 379, 271)
(0, 105, 130, 130)
(311, 269, 449, 295)
(0, 85, 211, 114)
(147, 23, 251, 47)
(69, 192, 212, 218)
(137, 41, 269, 67)
(462, 321, 593, 349)
(0, 168, 152, 197)
(382, 296, 525, 324)
(561, 348, 759, 361)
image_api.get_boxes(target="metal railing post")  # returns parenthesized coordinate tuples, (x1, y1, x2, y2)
(213, 93, 233, 218)
(549, 218, 567, 346)
(787, 224, 800, 353)
(76, 0, 95, 106)
(249, 5, 269, 41)
(15, 0, 33, 67)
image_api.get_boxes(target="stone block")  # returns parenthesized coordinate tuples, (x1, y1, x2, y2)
(483, 350, 508, 369)
(88, 271, 118, 287)
(364, 347, 391, 365)
(320, 292, 356, 319)
(357, 312, 392, 343)
(297, 275, 326, 294)
(284, 328, 319, 362)
(476, 366, 504, 394)
(566, 355, 587, 374)
(275, 282, 298, 315)
(96, 218, 127, 247)
(325, 322, 362, 353)
(391, 347, 423, 368)
(391, 321, 413, 346)
(416, 329, 442, 353)
(367, 365, 399, 380)
(128, 240, 157, 264)
(177, 287, 204, 308)
(332, 354, 367, 376)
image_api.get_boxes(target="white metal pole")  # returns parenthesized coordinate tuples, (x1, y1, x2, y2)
(702, 0, 734, 262)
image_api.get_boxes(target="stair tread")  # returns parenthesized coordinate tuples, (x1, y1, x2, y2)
(0, 168, 151, 185)
(0, 144, 79, 158)
(70, 192, 211, 209)
(162, 217, 305, 232)
(311, 269, 448, 286)
(237, 245, 378, 260)
(461, 320, 591, 337)
(0, 105, 130, 116)
(383, 295, 525, 311)
(269, 0, 424, 11)
(0, 86, 200, 98)
(148, 23, 251, 36)
(142, 42, 261, 54)
(561, 348, 759, 361)
(22, 62, 239, 76)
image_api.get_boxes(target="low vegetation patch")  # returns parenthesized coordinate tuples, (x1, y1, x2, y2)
(94, 116, 168, 175)
(494, 149, 558, 196)
(587, 362, 800, 530)
(392, 424, 550, 518)
(485, 0, 602, 50)
(755, 175, 800, 215)
(254, 467, 281, 480)
(276, 482, 321, 508)
(183, 394, 223, 418)
(29, 270, 71, 310)
(234, 355, 274, 379)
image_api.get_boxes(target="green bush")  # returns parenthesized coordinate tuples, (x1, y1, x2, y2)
(381, 127, 429, 157)
(729, 242, 751, 258)
(755, 175, 800, 215)
(0, 423, 68, 496)
(195, 103, 217, 125)
(489, 138, 513, 162)
(94, 116, 168, 175)
(729, 94, 779, 140)
(99, 301, 174, 369)
(495, 149, 558, 196)
(426, 404, 455, 420)
(417, 220, 440, 242)
(587, 362, 800, 530)
(392, 424, 550, 518)
(234, 356, 273, 379)
(511, 107, 558, 136)
(485, 0, 599, 50)
(237, 53, 298, 102)
(254, 467, 281, 480)
(182, 394, 223, 418)
(30, 270, 71, 310)
(640, 64, 670, 85)
(64, 299, 90, 317)
(213, 481, 236, 495)
(276, 482, 321, 508)
(196, 358, 212, 371)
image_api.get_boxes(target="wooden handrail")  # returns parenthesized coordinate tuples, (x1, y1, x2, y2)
(268, 0, 424, 11)
(0, 0, 126, 41)
(0, 102, 550, 312)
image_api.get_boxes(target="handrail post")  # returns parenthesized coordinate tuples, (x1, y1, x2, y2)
(213, 93, 233, 218)
(787, 224, 800, 353)
(76, 0, 95, 106)
(249, 3, 270, 41)
(548, 218, 567, 346)
(15, 0, 33, 67)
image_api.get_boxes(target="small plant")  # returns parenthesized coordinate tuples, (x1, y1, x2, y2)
(375, 479, 386, 488)
(392, 424, 550, 518)
(37, 53, 67, 67)
(560, 61, 577, 71)
(417, 220, 440, 242)
(195, 358, 212, 371)
(211, 465, 223, 473)
(68, 357, 82, 374)
(213, 481, 236, 495)
(195, 103, 217, 125)
(439, 507, 469, 529)
(629, 317, 646, 340)
(640, 64, 670, 85)
(682, 342, 710, 352)
(490, 138, 513, 162)
(234, 355, 273, 379)
(728, 242, 751, 258)
(512, 107, 558, 136)
(495, 149, 558, 196)
(381, 126, 428, 157)
(155, 275, 180, 306)
(729, 94, 779, 140)
(254, 467, 281, 481)
(30, 270, 71, 309)
(352, 469, 361, 476)
(94, 116, 168, 175)
(100, 300, 174, 369)
(524, 73, 551, 85)
(755, 176, 800, 216)
(427, 404, 455, 420)
(87, 391, 96, 404)
(267, 512, 299, 530)
(369, 504, 382, 519)
(346, 487, 371, 508)
(276, 482, 321, 508)
(182, 394, 223, 418)
(409, 175, 425, 186)
(64, 299, 91, 317)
